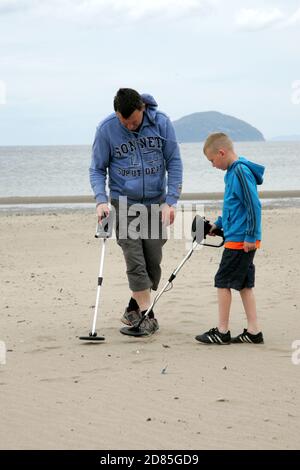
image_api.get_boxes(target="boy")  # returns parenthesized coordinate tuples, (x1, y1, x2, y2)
(195, 133, 265, 345)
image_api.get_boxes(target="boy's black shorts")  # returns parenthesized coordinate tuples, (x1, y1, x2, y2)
(214, 248, 256, 291)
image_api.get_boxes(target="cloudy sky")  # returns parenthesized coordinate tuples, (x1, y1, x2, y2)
(0, 0, 299, 144)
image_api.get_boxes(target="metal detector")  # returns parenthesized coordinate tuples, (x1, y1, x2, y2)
(79, 213, 113, 342)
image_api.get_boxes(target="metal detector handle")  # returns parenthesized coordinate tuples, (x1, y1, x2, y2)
(211, 226, 224, 239)
(95, 212, 114, 239)
(204, 226, 225, 248)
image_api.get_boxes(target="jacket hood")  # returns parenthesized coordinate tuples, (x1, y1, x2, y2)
(141, 93, 158, 123)
(231, 156, 265, 185)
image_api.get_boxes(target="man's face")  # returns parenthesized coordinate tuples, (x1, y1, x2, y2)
(205, 148, 228, 171)
(116, 108, 144, 131)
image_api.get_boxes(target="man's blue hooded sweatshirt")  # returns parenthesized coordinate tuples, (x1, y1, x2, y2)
(215, 157, 265, 244)
(89, 94, 183, 206)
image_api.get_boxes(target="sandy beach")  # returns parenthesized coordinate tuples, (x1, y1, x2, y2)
(0, 205, 300, 450)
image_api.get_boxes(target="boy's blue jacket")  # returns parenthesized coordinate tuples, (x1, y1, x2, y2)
(89, 94, 183, 206)
(215, 157, 265, 243)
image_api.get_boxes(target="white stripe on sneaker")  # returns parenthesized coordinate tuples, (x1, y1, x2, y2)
(244, 335, 253, 343)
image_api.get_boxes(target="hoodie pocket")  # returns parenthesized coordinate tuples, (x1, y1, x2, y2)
(144, 169, 165, 198)
(223, 208, 229, 221)
(142, 149, 165, 198)
(123, 176, 143, 200)
(222, 208, 231, 232)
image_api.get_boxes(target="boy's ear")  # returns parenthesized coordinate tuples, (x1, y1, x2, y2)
(219, 149, 225, 157)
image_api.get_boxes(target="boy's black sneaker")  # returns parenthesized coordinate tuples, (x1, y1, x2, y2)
(195, 327, 231, 345)
(231, 329, 264, 344)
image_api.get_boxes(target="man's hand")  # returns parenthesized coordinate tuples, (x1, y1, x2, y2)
(161, 204, 176, 226)
(244, 241, 256, 252)
(96, 203, 110, 222)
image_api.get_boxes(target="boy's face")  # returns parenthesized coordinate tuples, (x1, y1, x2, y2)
(205, 147, 229, 171)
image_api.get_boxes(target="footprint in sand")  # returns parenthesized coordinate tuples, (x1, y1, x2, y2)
(25, 346, 61, 354)
(39, 375, 81, 383)
(36, 335, 57, 342)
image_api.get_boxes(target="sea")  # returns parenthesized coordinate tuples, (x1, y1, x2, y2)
(0, 142, 299, 212)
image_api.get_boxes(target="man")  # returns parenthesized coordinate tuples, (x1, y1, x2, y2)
(90, 88, 182, 336)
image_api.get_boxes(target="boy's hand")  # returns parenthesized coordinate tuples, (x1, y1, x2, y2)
(161, 204, 175, 226)
(208, 223, 217, 236)
(96, 203, 110, 222)
(244, 241, 256, 252)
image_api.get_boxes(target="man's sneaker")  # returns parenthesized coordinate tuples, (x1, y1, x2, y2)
(231, 329, 264, 344)
(138, 316, 159, 336)
(195, 327, 231, 345)
(121, 307, 142, 326)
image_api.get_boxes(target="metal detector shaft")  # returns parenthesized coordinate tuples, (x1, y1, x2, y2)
(91, 238, 106, 335)
(136, 240, 198, 328)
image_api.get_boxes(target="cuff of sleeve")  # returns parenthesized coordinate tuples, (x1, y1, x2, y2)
(214, 217, 222, 229)
(166, 195, 178, 206)
(95, 195, 108, 204)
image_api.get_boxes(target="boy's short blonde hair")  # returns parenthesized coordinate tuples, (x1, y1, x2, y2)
(203, 132, 233, 155)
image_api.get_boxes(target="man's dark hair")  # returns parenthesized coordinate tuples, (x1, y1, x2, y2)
(113, 88, 144, 119)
